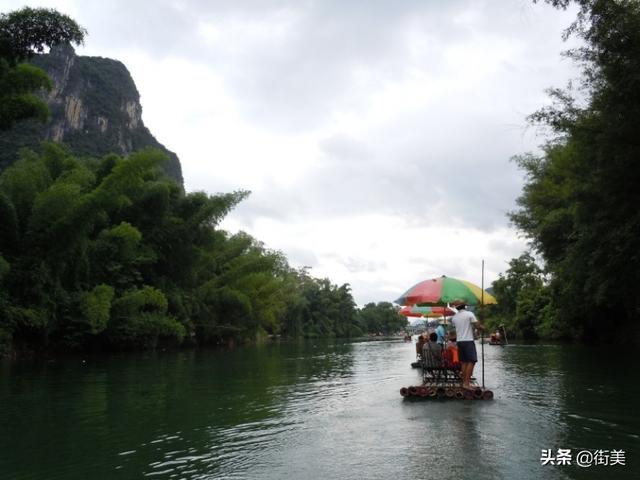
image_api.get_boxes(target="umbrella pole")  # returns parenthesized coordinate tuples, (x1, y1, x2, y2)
(481, 259, 485, 389)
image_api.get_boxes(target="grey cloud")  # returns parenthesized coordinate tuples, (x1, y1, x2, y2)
(280, 246, 319, 268)
(75, 0, 578, 131)
(488, 235, 531, 264)
(231, 119, 527, 231)
(342, 257, 387, 274)
(350, 281, 407, 306)
(229, 188, 305, 227)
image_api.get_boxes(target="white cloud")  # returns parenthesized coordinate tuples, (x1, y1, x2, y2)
(222, 212, 528, 305)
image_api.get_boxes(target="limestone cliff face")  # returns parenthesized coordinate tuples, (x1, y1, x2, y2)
(0, 44, 183, 184)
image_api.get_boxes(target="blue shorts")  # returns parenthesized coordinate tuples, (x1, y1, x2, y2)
(457, 341, 477, 363)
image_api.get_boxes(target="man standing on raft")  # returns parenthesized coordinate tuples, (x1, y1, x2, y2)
(449, 300, 484, 390)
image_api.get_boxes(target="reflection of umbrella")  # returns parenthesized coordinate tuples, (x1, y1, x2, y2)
(399, 305, 455, 317)
(395, 275, 497, 306)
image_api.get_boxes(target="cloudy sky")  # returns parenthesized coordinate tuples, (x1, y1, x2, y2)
(7, 0, 580, 305)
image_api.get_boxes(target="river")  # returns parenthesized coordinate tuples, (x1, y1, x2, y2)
(1, 339, 638, 479)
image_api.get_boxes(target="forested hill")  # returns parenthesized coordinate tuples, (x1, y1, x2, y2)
(0, 43, 183, 184)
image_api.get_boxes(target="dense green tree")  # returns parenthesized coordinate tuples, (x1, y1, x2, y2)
(0, 145, 231, 349)
(78, 284, 114, 335)
(0, 255, 10, 353)
(516, 285, 555, 339)
(357, 302, 407, 335)
(486, 252, 554, 339)
(192, 232, 291, 344)
(278, 268, 361, 339)
(107, 286, 184, 349)
(510, 0, 640, 340)
(0, 7, 86, 129)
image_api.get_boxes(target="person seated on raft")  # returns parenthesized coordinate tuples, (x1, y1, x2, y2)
(416, 334, 427, 359)
(489, 329, 503, 344)
(444, 331, 460, 370)
(422, 332, 444, 367)
(435, 322, 447, 346)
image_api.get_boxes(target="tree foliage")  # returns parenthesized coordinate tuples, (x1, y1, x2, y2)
(486, 253, 554, 339)
(0, 7, 86, 130)
(280, 268, 362, 339)
(510, 0, 640, 339)
(0, 7, 86, 63)
(356, 302, 407, 335)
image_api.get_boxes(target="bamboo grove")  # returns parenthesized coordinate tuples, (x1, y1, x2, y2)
(487, 0, 640, 341)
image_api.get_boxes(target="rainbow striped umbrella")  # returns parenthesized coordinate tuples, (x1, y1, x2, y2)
(398, 306, 423, 317)
(398, 305, 456, 317)
(395, 275, 497, 306)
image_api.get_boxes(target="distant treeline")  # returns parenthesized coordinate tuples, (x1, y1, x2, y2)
(486, 0, 640, 342)
(0, 145, 407, 354)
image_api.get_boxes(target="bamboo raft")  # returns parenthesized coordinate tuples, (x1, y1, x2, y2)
(400, 383, 494, 400)
(403, 353, 494, 400)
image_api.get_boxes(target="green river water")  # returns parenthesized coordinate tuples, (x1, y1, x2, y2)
(1, 339, 638, 479)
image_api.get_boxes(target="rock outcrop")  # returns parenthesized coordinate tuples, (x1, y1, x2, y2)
(0, 44, 183, 184)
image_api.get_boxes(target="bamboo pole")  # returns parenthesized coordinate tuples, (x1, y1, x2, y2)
(501, 324, 508, 345)
(481, 259, 485, 389)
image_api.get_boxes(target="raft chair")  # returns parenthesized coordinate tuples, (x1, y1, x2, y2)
(421, 342, 448, 385)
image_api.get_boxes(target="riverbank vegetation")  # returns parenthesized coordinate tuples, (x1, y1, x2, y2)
(487, 0, 640, 341)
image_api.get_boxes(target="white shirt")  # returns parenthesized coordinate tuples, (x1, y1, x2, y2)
(451, 309, 477, 342)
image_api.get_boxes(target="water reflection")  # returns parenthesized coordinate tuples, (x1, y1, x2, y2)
(0, 340, 638, 479)
(487, 343, 639, 479)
